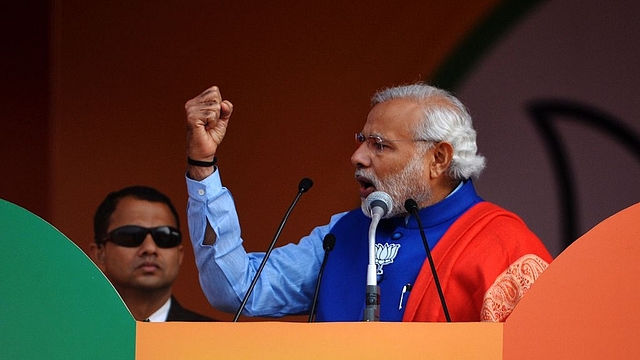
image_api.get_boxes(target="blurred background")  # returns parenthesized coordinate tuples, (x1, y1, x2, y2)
(2, 0, 639, 322)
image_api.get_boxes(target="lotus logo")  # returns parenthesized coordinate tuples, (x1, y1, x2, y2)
(529, 99, 640, 249)
(375, 243, 401, 275)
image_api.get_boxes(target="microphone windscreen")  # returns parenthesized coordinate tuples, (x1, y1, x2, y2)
(404, 198, 419, 213)
(322, 233, 336, 251)
(364, 191, 393, 218)
(298, 178, 314, 193)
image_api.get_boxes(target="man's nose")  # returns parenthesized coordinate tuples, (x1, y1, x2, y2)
(138, 234, 158, 254)
(351, 142, 371, 168)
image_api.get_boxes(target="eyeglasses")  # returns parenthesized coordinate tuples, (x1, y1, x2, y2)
(100, 225, 182, 248)
(355, 132, 432, 154)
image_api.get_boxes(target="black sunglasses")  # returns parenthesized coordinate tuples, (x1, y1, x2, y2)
(100, 225, 182, 248)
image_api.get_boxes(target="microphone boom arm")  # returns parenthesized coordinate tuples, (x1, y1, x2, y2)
(363, 213, 381, 321)
(233, 179, 313, 322)
(405, 199, 451, 322)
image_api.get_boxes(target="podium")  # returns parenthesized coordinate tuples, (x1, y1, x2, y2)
(2, 199, 639, 359)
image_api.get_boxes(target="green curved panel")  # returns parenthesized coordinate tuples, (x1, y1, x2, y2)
(430, 0, 547, 90)
(0, 199, 135, 359)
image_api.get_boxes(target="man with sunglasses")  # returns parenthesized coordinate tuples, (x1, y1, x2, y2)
(184, 83, 553, 322)
(90, 186, 213, 322)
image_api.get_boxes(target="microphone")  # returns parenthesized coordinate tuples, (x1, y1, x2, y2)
(363, 191, 393, 321)
(233, 177, 314, 322)
(363, 191, 393, 219)
(308, 233, 336, 322)
(404, 199, 451, 322)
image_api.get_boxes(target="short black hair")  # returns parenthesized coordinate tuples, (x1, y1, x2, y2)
(93, 186, 180, 243)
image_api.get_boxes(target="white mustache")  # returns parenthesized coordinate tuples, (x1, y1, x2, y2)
(355, 169, 379, 188)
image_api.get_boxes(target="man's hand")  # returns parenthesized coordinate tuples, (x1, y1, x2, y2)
(185, 85, 233, 180)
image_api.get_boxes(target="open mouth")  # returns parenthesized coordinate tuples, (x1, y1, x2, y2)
(355, 174, 376, 199)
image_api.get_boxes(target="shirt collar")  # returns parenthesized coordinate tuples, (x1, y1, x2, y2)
(146, 297, 172, 322)
(403, 179, 481, 228)
(403, 180, 466, 225)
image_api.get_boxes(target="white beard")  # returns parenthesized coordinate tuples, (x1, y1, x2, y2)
(360, 152, 433, 217)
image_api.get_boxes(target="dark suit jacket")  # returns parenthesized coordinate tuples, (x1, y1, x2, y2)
(166, 296, 215, 322)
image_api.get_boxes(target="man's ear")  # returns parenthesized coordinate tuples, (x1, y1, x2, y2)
(177, 245, 184, 267)
(89, 242, 106, 265)
(429, 142, 454, 179)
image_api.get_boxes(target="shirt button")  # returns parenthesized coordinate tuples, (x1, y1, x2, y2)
(197, 189, 205, 196)
(392, 232, 403, 240)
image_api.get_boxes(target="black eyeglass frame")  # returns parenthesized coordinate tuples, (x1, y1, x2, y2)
(99, 225, 182, 248)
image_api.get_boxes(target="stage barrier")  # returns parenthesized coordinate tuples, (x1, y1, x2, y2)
(2, 199, 638, 359)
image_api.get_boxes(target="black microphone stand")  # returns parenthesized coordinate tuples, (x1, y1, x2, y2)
(404, 199, 451, 322)
(308, 233, 336, 322)
(233, 178, 313, 322)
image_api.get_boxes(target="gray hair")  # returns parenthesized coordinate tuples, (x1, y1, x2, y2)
(371, 83, 486, 180)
